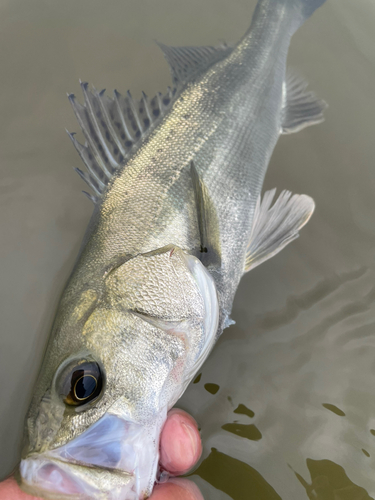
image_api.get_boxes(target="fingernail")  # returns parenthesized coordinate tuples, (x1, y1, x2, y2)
(182, 421, 198, 459)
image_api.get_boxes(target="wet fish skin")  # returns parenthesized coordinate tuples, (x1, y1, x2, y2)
(19, 0, 326, 498)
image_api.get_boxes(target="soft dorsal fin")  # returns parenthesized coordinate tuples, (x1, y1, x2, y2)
(244, 189, 315, 273)
(68, 82, 176, 201)
(157, 42, 232, 86)
(281, 71, 327, 134)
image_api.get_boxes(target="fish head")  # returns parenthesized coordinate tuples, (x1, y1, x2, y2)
(19, 245, 219, 499)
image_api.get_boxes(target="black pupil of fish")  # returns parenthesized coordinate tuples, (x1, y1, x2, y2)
(74, 374, 97, 400)
(62, 362, 103, 406)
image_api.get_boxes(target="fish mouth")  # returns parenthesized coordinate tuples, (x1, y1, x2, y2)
(19, 455, 133, 500)
(19, 412, 162, 500)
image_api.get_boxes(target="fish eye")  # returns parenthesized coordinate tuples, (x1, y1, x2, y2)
(56, 357, 104, 407)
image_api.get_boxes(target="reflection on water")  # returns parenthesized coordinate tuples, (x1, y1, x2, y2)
(222, 421, 262, 441)
(1, 0, 375, 499)
(194, 450, 374, 500)
(247, 267, 367, 334)
(204, 383, 220, 395)
(221, 401, 262, 441)
(322, 403, 346, 417)
(193, 448, 281, 500)
(295, 459, 373, 500)
(234, 404, 255, 418)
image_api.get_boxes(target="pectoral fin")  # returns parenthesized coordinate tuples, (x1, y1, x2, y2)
(281, 71, 327, 134)
(244, 189, 315, 273)
(190, 162, 221, 267)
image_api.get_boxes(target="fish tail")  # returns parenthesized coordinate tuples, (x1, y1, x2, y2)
(275, 0, 327, 30)
(248, 0, 327, 38)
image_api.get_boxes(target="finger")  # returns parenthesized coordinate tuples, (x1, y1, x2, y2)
(159, 409, 202, 475)
(149, 478, 204, 500)
(0, 476, 204, 500)
(0, 478, 42, 500)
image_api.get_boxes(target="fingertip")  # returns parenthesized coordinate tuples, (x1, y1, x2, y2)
(150, 479, 203, 500)
(169, 478, 204, 499)
(0, 477, 41, 500)
(160, 409, 202, 475)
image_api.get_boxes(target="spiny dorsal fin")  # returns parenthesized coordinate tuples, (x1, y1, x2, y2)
(281, 71, 327, 134)
(68, 82, 176, 201)
(157, 42, 232, 87)
(244, 189, 315, 273)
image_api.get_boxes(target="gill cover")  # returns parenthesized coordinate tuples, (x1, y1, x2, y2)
(106, 245, 219, 392)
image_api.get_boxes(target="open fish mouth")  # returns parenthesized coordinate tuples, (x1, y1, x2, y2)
(20, 456, 134, 500)
(19, 413, 160, 499)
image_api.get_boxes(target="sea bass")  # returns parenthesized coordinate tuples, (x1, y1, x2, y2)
(19, 0, 327, 498)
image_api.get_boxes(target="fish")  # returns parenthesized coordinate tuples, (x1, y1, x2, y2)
(18, 0, 327, 498)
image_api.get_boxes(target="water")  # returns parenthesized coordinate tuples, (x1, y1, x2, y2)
(1, 0, 375, 498)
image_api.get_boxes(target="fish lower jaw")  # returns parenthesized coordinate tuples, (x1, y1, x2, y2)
(19, 456, 136, 500)
(20, 410, 168, 500)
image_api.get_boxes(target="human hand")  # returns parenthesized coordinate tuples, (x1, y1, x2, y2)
(0, 408, 203, 500)
(150, 408, 203, 499)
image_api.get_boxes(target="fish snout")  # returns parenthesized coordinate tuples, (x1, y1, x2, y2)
(23, 390, 66, 455)
(19, 412, 164, 499)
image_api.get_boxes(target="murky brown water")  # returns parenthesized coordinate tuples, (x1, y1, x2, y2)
(1, 0, 375, 498)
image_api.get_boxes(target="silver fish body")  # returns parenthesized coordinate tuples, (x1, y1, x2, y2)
(19, 0, 327, 498)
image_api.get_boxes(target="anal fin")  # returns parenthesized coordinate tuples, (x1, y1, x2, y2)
(281, 71, 327, 134)
(244, 189, 315, 273)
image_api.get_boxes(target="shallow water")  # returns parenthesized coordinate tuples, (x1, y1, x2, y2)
(1, 0, 375, 498)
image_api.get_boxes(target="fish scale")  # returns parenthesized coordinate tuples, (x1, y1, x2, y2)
(19, 1, 327, 498)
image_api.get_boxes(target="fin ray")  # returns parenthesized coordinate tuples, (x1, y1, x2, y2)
(190, 161, 209, 254)
(74, 167, 103, 197)
(190, 162, 221, 267)
(69, 82, 176, 201)
(281, 71, 327, 134)
(244, 189, 315, 272)
(157, 43, 232, 86)
(68, 132, 109, 189)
